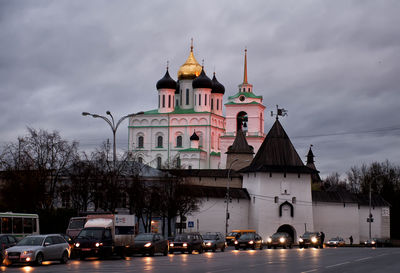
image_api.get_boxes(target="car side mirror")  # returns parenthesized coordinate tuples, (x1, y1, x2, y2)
(44, 242, 50, 247)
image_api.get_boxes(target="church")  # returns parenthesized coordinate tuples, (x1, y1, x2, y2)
(128, 43, 390, 244)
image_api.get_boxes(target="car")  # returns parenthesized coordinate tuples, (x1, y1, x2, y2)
(0, 234, 18, 264)
(299, 232, 323, 249)
(226, 230, 256, 246)
(202, 232, 226, 252)
(5, 234, 70, 265)
(266, 232, 293, 249)
(363, 238, 391, 247)
(131, 233, 169, 256)
(73, 227, 114, 259)
(234, 233, 263, 250)
(326, 237, 345, 247)
(169, 233, 204, 254)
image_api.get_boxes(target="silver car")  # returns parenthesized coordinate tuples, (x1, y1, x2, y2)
(5, 234, 70, 265)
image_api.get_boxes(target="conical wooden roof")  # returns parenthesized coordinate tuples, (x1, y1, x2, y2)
(241, 120, 316, 174)
(226, 129, 254, 154)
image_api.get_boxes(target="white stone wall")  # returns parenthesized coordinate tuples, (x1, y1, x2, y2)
(242, 172, 314, 241)
(313, 202, 360, 244)
(185, 197, 249, 234)
(358, 206, 390, 242)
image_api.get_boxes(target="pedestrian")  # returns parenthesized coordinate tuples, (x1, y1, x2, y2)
(349, 235, 353, 245)
(320, 231, 325, 247)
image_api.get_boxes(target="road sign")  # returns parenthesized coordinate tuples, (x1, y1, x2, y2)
(188, 221, 194, 228)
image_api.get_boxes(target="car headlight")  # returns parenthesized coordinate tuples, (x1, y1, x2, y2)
(234, 240, 238, 244)
(169, 243, 174, 247)
(75, 242, 80, 248)
(249, 240, 254, 244)
(299, 238, 303, 243)
(95, 242, 100, 247)
(183, 243, 188, 247)
(279, 237, 285, 243)
(206, 242, 212, 246)
(23, 250, 34, 255)
(371, 241, 376, 244)
(4, 251, 7, 255)
(311, 237, 317, 243)
(144, 242, 152, 247)
(267, 238, 272, 243)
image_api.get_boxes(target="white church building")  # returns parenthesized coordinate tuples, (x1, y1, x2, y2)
(128, 43, 390, 244)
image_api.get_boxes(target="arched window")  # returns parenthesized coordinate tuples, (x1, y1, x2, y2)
(138, 136, 144, 148)
(162, 95, 165, 107)
(199, 94, 201, 106)
(236, 111, 248, 132)
(168, 95, 171, 108)
(176, 135, 182, 147)
(186, 89, 189, 105)
(176, 157, 181, 168)
(211, 99, 214, 110)
(158, 95, 160, 108)
(138, 157, 143, 164)
(217, 99, 219, 110)
(205, 94, 207, 106)
(157, 136, 163, 148)
(157, 157, 162, 169)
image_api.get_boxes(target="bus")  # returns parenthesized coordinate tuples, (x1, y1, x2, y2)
(0, 212, 39, 238)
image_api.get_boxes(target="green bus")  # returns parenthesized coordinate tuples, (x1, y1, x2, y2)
(0, 212, 39, 238)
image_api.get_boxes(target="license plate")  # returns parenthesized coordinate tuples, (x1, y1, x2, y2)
(82, 248, 91, 251)
(240, 244, 246, 246)
(9, 256, 19, 259)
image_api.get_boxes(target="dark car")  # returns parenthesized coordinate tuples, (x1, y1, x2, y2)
(73, 227, 114, 259)
(202, 232, 226, 252)
(169, 233, 204, 254)
(364, 238, 391, 247)
(132, 233, 168, 256)
(266, 232, 293, 249)
(234, 233, 263, 250)
(299, 232, 323, 248)
(0, 235, 18, 264)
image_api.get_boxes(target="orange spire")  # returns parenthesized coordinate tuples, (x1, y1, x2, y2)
(243, 47, 248, 84)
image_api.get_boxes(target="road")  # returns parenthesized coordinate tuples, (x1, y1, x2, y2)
(2, 247, 400, 272)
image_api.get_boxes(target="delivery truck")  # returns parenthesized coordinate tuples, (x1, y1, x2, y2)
(73, 214, 135, 259)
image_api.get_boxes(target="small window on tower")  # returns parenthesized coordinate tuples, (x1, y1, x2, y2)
(138, 136, 144, 148)
(168, 95, 171, 108)
(217, 99, 219, 110)
(211, 99, 214, 110)
(138, 157, 143, 164)
(205, 94, 207, 106)
(199, 94, 201, 106)
(186, 89, 189, 105)
(176, 135, 182, 147)
(157, 157, 162, 169)
(162, 95, 165, 108)
(157, 136, 163, 148)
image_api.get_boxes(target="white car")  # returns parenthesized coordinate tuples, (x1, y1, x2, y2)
(5, 234, 70, 265)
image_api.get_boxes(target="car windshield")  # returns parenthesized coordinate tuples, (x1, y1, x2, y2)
(135, 234, 153, 241)
(17, 236, 44, 246)
(272, 233, 286, 239)
(77, 228, 104, 240)
(203, 235, 217, 240)
(228, 232, 238, 237)
(173, 235, 189, 242)
(239, 233, 254, 240)
(302, 232, 317, 239)
(330, 237, 340, 241)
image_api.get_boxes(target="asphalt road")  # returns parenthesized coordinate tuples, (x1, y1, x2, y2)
(2, 247, 400, 273)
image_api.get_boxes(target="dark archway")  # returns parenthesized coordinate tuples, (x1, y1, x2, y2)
(236, 111, 248, 132)
(277, 224, 296, 242)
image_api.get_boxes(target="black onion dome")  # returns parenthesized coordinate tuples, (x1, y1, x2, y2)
(211, 73, 225, 94)
(192, 68, 212, 89)
(156, 69, 177, 90)
(190, 132, 199, 141)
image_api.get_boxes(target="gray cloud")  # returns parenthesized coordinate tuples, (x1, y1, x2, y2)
(1, 0, 400, 177)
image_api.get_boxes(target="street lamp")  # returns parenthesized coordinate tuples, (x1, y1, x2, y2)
(82, 110, 144, 169)
(225, 159, 249, 236)
(367, 173, 387, 240)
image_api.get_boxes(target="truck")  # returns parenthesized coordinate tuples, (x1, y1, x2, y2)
(73, 214, 135, 259)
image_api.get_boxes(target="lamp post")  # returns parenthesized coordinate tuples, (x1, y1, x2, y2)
(225, 159, 250, 236)
(367, 173, 387, 240)
(82, 110, 144, 169)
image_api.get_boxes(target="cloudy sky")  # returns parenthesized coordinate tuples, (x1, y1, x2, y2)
(1, 0, 399, 177)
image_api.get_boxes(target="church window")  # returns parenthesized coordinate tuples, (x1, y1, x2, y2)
(248, 88, 250, 92)
(138, 136, 144, 148)
(205, 94, 207, 106)
(138, 157, 143, 164)
(186, 89, 189, 105)
(168, 95, 171, 108)
(216, 99, 219, 110)
(158, 95, 160, 108)
(292, 197, 296, 204)
(180, 91, 182, 105)
(188, 165, 192, 169)
(176, 157, 181, 168)
(156, 157, 162, 169)
(274, 196, 279, 203)
(199, 94, 201, 106)
(176, 136, 182, 147)
(211, 99, 214, 110)
(157, 136, 163, 148)
(162, 95, 165, 108)
(195, 94, 196, 105)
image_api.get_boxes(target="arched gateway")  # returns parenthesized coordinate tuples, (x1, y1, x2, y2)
(277, 224, 296, 242)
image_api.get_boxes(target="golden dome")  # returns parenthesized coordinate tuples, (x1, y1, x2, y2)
(177, 44, 202, 80)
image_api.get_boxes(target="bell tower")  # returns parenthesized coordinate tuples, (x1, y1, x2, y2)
(219, 48, 266, 168)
